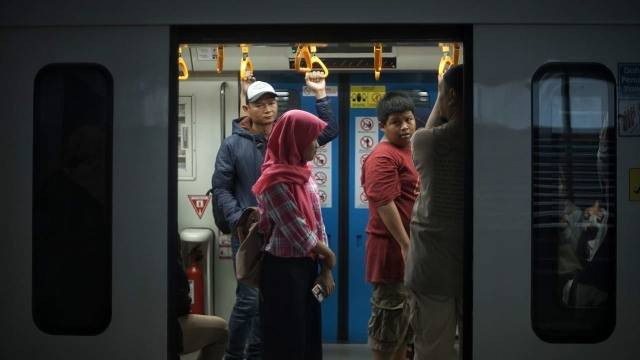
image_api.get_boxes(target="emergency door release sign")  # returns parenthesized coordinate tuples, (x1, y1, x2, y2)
(188, 195, 211, 219)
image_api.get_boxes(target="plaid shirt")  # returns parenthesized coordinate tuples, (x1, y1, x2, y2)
(257, 179, 328, 258)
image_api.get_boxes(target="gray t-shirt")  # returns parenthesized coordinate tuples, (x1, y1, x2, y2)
(405, 118, 464, 296)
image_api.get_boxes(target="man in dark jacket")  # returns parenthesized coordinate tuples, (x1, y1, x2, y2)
(212, 72, 338, 360)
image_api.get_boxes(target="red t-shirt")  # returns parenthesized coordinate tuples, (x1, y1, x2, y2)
(361, 141, 419, 283)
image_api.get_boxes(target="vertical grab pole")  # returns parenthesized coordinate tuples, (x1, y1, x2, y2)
(220, 82, 227, 140)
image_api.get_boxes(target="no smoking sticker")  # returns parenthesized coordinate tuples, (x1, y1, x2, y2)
(314, 171, 328, 185)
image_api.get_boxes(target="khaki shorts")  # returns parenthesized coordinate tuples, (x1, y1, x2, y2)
(367, 283, 413, 353)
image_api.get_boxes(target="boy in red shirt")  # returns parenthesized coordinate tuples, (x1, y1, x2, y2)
(361, 91, 419, 360)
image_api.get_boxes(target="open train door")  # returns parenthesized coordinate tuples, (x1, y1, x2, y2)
(474, 25, 640, 359)
(0, 27, 171, 359)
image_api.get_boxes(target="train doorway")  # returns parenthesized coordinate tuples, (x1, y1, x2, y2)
(171, 24, 472, 359)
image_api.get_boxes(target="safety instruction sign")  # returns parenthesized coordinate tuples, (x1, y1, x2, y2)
(618, 63, 640, 136)
(630, 168, 640, 201)
(354, 116, 379, 208)
(188, 195, 211, 219)
(312, 143, 333, 208)
(351, 86, 386, 108)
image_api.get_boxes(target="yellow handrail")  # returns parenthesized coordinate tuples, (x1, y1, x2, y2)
(216, 45, 224, 73)
(294, 44, 328, 78)
(178, 46, 189, 80)
(294, 45, 311, 72)
(240, 44, 253, 81)
(438, 43, 461, 78)
(373, 43, 383, 80)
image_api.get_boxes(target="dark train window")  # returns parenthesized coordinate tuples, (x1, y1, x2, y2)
(274, 89, 300, 117)
(33, 64, 112, 335)
(532, 63, 616, 343)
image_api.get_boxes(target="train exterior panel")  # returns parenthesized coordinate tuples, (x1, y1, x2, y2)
(1, 2, 639, 358)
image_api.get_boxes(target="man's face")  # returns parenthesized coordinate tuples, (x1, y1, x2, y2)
(245, 95, 277, 126)
(380, 110, 416, 148)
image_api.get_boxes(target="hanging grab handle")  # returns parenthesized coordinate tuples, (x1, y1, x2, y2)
(438, 43, 461, 78)
(294, 45, 328, 78)
(178, 46, 189, 80)
(294, 45, 312, 72)
(216, 45, 224, 73)
(373, 43, 383, 80)
(240, 44, 253, 81)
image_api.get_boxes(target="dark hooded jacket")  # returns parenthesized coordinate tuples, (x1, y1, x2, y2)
(212, 97, 338, 238)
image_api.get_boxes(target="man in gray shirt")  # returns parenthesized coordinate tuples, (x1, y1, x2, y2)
(406, 64, 464, 360)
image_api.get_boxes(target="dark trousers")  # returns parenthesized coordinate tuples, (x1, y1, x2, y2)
(226, 238, 262, 360)
(260, 253, 322, 360)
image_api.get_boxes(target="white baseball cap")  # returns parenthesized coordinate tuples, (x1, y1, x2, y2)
(246, 81, 277, 103)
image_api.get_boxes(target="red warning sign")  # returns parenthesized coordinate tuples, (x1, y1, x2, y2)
(318, 190, 328, 204)
(314, 153, 328, 167)
(188, 195, 211, 219)
(360, 117, 374, 131)
(360, 135, 374, 149)
(314, 171, 328, 185)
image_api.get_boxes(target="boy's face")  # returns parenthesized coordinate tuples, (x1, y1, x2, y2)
(380, 110, 416, 148)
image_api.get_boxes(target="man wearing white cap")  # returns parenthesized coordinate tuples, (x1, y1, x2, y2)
(211, 71, 337, 360)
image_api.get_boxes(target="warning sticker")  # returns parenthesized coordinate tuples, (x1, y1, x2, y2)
(354, 116, 379, 208)
(351, 85, 386, 108)
(188, 195, 211, 219)
(630, 168, 640, 201)
(312, 143, 333, 208)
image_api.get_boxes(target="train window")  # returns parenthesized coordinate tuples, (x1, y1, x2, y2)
(33, 64, 112, 335)
(532, 63, 616, 342)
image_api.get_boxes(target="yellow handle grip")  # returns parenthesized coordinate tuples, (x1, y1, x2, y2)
(438, 55, 453, 78)
(373, 43, 383, 80)
(295, 45, 312, 72)
(240, 44, 254, 80)
(240, 57, 253, 80)
(309, 56, 329, 78)
(216, 45, 224, 73)
(178, 48, 189, 80)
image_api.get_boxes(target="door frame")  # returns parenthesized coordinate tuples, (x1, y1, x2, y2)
(169, 24, 473, 358)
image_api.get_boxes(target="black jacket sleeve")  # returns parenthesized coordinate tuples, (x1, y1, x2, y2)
(315, 97, 339, 146)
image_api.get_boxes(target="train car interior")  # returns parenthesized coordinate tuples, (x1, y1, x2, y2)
(175, 27, 468, 359)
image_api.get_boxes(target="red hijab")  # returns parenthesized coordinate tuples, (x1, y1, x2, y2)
(252, 110, 327, 232)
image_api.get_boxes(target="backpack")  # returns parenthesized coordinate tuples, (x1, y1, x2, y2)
(235, 207, 265, 288)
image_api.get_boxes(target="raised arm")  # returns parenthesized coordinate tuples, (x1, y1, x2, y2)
(305, 71, 339, 145)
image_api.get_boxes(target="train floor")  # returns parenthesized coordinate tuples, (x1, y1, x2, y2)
(180, 343, 370, 359)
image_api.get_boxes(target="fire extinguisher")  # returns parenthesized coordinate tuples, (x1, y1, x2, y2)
(186, 246, 204, 314)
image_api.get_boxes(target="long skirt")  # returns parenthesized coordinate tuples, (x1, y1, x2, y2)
(260, 252, 322, 360)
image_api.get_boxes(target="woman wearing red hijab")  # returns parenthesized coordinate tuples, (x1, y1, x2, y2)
(252, 109, 336, 360)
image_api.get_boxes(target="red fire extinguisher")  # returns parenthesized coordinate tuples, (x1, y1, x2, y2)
(186, 247, 204, 314)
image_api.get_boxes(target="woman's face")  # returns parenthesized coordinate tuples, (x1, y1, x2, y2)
(302, 139, 319, 162)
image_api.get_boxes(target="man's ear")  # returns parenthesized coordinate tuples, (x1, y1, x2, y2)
(242, 104, 249, 113)
(448, 87, 458, 106)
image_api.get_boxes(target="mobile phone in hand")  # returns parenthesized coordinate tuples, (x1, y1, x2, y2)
(312, 283, 325, 303)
